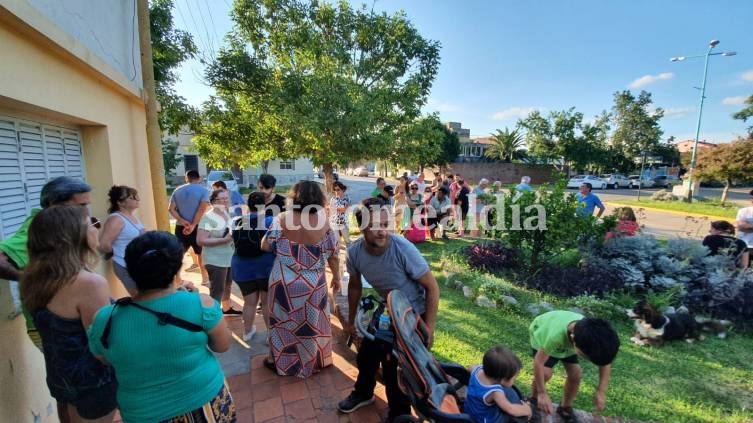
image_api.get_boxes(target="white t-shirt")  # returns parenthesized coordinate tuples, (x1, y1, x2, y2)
(736, 206, 753, 247)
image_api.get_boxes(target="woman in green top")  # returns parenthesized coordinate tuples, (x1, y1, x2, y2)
(88, 231, 235, 422)
(197, 189, 238, 314)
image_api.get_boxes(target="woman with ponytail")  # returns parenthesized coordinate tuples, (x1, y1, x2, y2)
(87, 231, 236, 422)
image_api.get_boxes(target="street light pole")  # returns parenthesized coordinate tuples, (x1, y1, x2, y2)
(670, 40, 736, 202)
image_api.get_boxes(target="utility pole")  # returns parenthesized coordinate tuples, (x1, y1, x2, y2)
(137, 0, 170, 230)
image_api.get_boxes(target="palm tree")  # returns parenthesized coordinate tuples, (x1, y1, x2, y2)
(485, 128, 525, 162)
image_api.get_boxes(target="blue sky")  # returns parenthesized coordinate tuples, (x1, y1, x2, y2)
(174, 0, 753, 143)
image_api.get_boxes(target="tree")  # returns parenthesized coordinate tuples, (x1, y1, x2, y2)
(695, 138, 753, 204)
(162, 138, 182, 177)
(733, 94, 753, 136)
(517, 110, 555, 163)
(391, 115, 447, 172)
(201, 0, 440, 190)
(430, 123, 461, 172)
(485, 128, 525, 162)
(610, 90, 664, 171)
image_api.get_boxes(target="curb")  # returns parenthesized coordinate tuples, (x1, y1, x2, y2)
(606, 201, 734, 222)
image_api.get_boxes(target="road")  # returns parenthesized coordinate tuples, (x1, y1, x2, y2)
(334, 175, 748, 240)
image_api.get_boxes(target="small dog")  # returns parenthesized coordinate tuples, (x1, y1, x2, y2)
(626, 300, 731, 346)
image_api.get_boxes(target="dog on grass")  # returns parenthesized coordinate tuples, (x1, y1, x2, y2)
(626, 300, 732, 346)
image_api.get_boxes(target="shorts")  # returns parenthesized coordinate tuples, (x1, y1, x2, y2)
(237, 278, 268, 296)
(175, 225, 202, 255)
(68, 381, 118, 420)
(531, 349, 578, 368)
(159, 382, 235, 423)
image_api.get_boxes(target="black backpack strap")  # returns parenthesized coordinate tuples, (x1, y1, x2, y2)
(100, 297, 203, 349)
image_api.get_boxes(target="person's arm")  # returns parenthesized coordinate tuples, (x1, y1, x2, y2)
(0, 252, 21, 280)
(415, 270, 439, 342)
(77, 273, 113, 329)
(190, 202, 210, 228)
(261, 214, 282, 252)
(595, 198, 605, 218)
(97, 215, 125, 254)
(201, 293, 231, 352)
(736, 219, 753, 233)
(533, 349, 554, 414)
(740, 251, 750, 269)
(168, 198, 190, 227)
(196, 227, 232, 247)
(594, 364, 612, 411)
(490, 391, 532, 418)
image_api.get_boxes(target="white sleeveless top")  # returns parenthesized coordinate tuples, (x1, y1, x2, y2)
(110, 212, 145, 267)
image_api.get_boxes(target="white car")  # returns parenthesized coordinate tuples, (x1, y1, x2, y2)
(567, 175, 606, 189)
(352, 166, 370, 177)
(628, 175, 654, 188)
(206, 170, 238, 192)
(601, 174, 630, 189)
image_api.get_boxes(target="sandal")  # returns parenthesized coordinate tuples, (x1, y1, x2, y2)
(556, 406, 579, 423)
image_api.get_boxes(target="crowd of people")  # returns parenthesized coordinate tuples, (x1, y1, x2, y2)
(1, 171, 751, 422)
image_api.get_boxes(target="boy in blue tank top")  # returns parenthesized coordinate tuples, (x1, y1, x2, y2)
(465, 345, 532, 423)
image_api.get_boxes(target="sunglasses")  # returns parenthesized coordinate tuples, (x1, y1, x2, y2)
(89, 217, 102, 229)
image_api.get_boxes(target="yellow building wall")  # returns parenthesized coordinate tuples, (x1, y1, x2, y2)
(0, 9, 155, 422)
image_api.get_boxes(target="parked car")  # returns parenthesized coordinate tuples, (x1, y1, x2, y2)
(566, 175, 606, 189)
(652, 175, 681, 188)
(628, 174, 655, 189)
(352, 166, 370, 177)
(601, 174, 630, 189)
(315, 168, 339, 181)
(206, 170, 238, 192)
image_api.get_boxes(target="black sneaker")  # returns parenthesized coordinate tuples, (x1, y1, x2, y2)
(337, 392, 374, 413)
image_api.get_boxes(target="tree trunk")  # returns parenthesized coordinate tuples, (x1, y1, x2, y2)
(721, 179, 731, 205)
(323, 162, 334, 193)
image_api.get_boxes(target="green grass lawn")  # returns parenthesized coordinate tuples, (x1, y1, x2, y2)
(414, 239, 753, 423)
(613, 199, 741, 219)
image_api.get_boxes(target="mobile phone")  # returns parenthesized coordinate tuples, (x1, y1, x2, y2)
(222, 228, 230, 237)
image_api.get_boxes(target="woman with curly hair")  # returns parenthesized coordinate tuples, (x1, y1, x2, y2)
(22, 205, 117, 422)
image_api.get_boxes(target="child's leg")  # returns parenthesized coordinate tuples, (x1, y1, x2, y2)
(561, 362, 582, 408)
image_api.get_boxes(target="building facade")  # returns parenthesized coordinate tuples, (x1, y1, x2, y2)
(674, 139, 717, 153)
(0, 0, 155, 420)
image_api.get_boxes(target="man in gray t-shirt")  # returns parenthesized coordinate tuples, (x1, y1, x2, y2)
(338, 200, 439, 421)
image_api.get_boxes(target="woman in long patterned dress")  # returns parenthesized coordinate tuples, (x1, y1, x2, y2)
(261, 181, 341, 378)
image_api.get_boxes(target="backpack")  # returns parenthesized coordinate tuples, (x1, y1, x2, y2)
(232, 215, 267, 258)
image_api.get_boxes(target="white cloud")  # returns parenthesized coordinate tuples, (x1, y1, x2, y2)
(742, 70, 753, 82)
(492, 107, 537, 121)
(663, 107, 694, 118)
(628, 72, 674, 89)
(426, 98, 461, 113)
(722, 96, 747, 106)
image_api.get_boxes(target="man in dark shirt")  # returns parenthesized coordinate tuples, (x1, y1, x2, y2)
(702, 220, 749, 268)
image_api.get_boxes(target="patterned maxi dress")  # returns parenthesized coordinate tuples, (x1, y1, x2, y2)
(266, 218, 338, 378)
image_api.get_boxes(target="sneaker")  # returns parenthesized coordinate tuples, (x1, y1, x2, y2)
(243, 325, 257, 341)
(337, 392, 374, 413)
(441, 233, 449, 240)
(223, 307, 243, 315)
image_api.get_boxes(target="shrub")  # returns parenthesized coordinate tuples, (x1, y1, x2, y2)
(463, 241, 520, 274)
(527, 259, 624, 298)
(651, 189, 677, 201)
(572, 294, 630, 322)
(685, 270, 753, 330)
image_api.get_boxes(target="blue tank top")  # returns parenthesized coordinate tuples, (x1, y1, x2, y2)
(464, 366, 522, 423)
(32, 308, 116, 402)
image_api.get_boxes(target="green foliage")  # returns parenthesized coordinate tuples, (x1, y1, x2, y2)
(485, 128, 525, 162)
(392, 115, 446, 170)
(149, 0, 198, 134)
(695, 138, 753, 204)
(161, 137, 181, 177)
(486, 181, 605, 269)
(732, 93, 753, 135)
(201, 0, 440, 184)
(610, 90, 664, 172)
(651, 189, 678, 201)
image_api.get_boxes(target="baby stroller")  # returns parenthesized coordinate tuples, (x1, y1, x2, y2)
(355, 290, 529, 423)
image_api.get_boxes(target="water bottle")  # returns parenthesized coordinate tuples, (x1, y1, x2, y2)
(378, 309, 391, 331)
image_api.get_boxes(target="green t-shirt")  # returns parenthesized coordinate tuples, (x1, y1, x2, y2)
(529, 310, 584, 359)
(199, 213, 234, 267)
(88, 291, 224, 422)
(0, 208, 40, 269)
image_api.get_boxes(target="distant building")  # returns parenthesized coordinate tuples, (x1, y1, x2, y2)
(445, 122, 495, 162)
(445, 121, 470, 140)
(674, 139, 717, 153)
